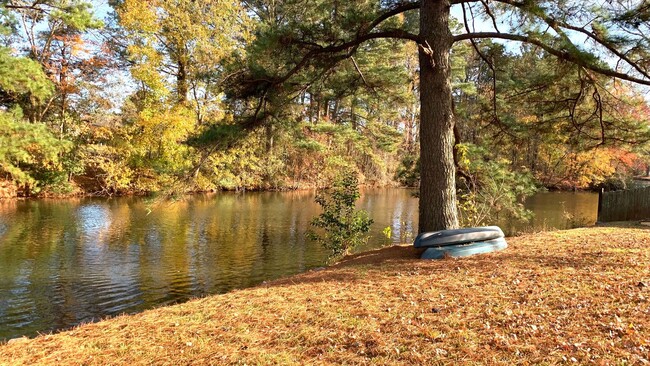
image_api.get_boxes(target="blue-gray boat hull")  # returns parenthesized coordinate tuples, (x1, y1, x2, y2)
(414, 226, 504, 248)
(420, 237, 508, 259)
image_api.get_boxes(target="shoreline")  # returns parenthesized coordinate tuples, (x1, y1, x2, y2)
(0, 183, 410, 201)
(5, 175, 650, 201)
(1, 225, 648, 365)
(0, 184, 625, 202)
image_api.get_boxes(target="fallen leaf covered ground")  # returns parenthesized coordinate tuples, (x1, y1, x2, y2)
(1, 226, 649, 365)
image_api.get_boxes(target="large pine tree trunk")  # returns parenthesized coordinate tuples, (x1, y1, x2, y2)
(418, 0, 459, 232)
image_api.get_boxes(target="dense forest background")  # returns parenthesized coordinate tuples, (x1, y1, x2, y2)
(1, 0, 649, 202)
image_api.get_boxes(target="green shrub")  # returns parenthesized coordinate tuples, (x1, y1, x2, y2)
(456, 143, 538, 227)
(307, 172, 373, 261)
(395, 153, 420, 187)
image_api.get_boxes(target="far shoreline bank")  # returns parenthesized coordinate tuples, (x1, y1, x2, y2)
(4, 173, 650, 201)
(0, 182, 408, 201)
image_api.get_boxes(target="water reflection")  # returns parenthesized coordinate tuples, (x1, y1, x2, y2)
(514, 191, 599, 233)
(0, 188, 598, 340)
(0, 190, 418, 340)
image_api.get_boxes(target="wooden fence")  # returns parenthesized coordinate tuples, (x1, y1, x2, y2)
(598, 186, 650, 222)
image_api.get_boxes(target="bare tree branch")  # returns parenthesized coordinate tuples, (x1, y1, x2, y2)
(350, 56, 375, 94)
(461, 5, 497, 119)
(479, 0, 501, 33)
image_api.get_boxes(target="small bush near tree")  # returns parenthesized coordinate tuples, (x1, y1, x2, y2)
(456, 144, 538, 227)
(307, 172, 373, 261)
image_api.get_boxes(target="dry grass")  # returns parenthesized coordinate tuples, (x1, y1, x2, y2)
(1, 226, 649, 365)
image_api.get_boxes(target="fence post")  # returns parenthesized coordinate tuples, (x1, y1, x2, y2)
(597, 188, 604, 223)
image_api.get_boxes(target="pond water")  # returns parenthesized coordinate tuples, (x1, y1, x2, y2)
(0, 189, 598, 340)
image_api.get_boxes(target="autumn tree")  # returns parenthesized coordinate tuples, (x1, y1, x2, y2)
(7, 0, 103, 128)
(115, 0, 250, 110)
(0, 0, 101, 194)
(105, 0, 251, 191)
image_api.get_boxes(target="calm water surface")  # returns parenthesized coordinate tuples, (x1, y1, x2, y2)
(0, 189, 598, 340)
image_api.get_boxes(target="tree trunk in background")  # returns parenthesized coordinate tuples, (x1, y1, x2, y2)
(418, 0, 459, 232)
(265, 122, 274, 153)
(323, 99, 330, 120)
(333, 99, 340, 123)
(351, 98, 357, 130)
(308, 92, 314, 123)
(316, 100, 321, 121)
(177, 59, 188, 104)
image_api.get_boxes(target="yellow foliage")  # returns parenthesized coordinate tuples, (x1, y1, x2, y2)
(571, 149, 615, 188)
(118, 0, 161, 34)
(132, 106, 196, 171)
(118, 0, 253, 97)
(537, 144, 618, 189)
(519, 115, 538, 125)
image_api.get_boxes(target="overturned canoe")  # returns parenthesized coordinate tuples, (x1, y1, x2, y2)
(413, 226, 504, 248)
(420, 237, 508, 259)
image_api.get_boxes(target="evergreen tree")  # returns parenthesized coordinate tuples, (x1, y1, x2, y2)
(225, 0, 650, 232)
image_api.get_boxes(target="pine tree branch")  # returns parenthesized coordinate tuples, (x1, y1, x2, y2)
(491, 0, 650, 80)
(358, 2, 420, 37)
(4, 1, 47, 12)
(4, 1, 68, 13)
(453, 32, 650, 86)
(350, 56, 376, 95)
(273, 29, 419, 86)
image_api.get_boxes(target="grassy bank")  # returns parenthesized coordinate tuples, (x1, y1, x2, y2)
(1, 226, 649, 365)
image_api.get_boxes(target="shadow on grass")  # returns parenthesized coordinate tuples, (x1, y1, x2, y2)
(333, 245, 424, 268)
(264, 245, 424, 287)
(264, 225, 650, 289)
